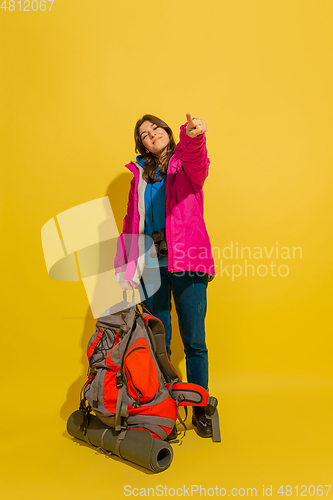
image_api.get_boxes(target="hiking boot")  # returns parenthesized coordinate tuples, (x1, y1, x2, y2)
(165, 425, 178, 441)
(192, 406, 212, 438)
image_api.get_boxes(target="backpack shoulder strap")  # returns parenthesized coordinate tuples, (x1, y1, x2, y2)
(141, 312, 181, 381)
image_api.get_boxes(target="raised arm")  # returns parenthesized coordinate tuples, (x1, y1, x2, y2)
(173, 113, 210, 188)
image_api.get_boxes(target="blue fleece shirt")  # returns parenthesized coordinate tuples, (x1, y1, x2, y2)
(136, 155, 168, 268)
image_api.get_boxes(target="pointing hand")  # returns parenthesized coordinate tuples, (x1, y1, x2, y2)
(186, 113, 207, 137)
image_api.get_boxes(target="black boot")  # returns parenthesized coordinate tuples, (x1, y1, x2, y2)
(165, 425, 178, 441)
(192, 406, 213, 438)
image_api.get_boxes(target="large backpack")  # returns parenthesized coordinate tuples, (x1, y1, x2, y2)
(80, 294, 220, 442)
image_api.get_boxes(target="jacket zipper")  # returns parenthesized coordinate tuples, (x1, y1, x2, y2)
(166, 165, 173, 272)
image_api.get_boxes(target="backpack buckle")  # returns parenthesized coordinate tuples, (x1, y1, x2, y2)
(176, 394, 185, 407)
(205, 396, 218, 416)
(116, 372, 123, 388)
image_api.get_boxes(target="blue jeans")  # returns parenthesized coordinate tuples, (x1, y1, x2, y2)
(140, 267, 209, 390)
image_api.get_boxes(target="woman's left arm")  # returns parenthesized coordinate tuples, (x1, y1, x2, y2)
(173, 113, 210, 188)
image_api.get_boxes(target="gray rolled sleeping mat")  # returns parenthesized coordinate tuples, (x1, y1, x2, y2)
(67, 410, 173, 473)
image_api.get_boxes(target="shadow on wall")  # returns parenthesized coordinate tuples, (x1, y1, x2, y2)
(60, 173, 186, 420)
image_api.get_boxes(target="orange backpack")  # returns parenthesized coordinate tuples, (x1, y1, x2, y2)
(80, 301, 220, 442)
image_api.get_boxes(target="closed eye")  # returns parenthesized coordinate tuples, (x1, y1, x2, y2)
(142, 125, 159, 140)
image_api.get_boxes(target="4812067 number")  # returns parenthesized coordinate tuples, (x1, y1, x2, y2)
(0, 0, 55, 11)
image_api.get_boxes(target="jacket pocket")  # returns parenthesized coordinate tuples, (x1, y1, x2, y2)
(123, 338, 159, 404)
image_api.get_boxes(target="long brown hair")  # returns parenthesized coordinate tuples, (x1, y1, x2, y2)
(134, 114, 176, 183)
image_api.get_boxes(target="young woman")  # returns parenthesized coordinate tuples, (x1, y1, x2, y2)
(114, 113, 215, 437)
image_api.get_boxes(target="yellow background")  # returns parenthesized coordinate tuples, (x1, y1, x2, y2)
(1, 0, 332, 498)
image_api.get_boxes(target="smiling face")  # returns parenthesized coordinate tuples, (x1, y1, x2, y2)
(138, 120, 170, 159)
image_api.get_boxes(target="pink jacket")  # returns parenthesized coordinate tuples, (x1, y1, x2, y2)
(114, 123, 215, 286)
